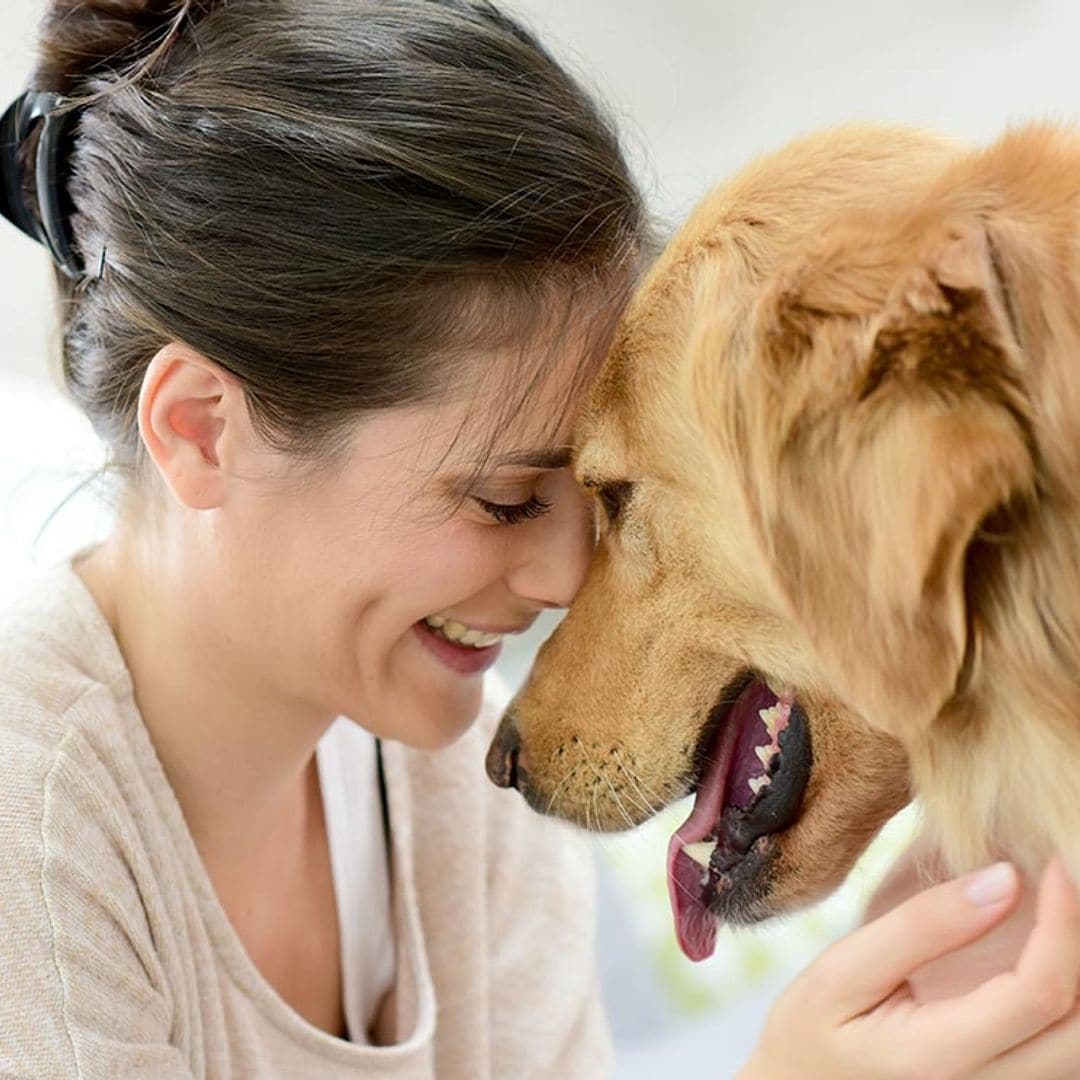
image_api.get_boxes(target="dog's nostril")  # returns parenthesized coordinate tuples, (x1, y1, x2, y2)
(486, 715, 523, 790)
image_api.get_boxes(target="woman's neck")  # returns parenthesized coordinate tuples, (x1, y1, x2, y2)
(74, 533, 337, 862)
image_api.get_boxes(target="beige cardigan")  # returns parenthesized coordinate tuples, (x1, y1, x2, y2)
(0, 564, 612, 1079)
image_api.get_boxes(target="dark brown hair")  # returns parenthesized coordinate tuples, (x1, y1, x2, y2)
(29, 0, 647, 481)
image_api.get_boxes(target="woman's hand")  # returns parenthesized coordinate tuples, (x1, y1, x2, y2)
(738, 858, 1080, 1079)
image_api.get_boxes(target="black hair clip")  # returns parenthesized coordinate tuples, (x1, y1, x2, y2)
(0, 90, 84, 281)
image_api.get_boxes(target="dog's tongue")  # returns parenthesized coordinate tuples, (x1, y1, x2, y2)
(666, 830, 718, 961)
(665, 692, 745, 962)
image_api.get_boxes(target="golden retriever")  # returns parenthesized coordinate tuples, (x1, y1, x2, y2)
(486, 123, 1080, 964)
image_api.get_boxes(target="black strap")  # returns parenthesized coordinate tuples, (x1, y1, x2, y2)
(375, 738, 392, 867)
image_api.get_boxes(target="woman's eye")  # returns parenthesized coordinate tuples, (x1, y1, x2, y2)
(474, 494, 553, 526)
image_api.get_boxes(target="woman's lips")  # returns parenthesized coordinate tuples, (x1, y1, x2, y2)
(414, 619, 503, 676)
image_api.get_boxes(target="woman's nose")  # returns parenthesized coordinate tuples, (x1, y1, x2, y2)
(504, 489, 595, 609)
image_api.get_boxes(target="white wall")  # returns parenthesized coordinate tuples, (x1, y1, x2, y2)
(509, 0, 1080, 220)
(4, 1, 1080, 379)
(5, 0, 1079, 557)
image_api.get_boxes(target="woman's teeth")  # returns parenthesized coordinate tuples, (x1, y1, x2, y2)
(424, 615, 503, 649)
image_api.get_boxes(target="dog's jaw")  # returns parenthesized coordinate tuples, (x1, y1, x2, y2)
(667, 679, 813, 960)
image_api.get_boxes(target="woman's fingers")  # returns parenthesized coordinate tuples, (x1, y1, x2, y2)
(741, 858, 1080, 1080)
(918, 858, 1080, 1067)
(804, 861, 1021, 1019)
(976, 1002, 1080, 1080)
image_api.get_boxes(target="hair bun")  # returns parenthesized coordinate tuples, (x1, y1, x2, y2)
(35, 0, 216, 97)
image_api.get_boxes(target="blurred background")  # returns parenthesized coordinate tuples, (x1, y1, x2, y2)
(2, 1, 1078, 1074)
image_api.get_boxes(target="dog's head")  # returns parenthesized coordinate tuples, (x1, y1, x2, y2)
(488, 124, 1080, 959)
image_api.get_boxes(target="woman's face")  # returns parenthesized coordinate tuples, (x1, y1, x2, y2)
(205, 343, 598, 751)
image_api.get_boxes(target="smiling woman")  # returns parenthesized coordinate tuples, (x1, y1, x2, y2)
(0, 0, 650, 1075)
(7, 2, 1080, 1078)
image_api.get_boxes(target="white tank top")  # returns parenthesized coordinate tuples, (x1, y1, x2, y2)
(316, 717, 396, 1044)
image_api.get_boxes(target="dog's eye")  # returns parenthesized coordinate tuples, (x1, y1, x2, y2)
(595, 481, 633, 525)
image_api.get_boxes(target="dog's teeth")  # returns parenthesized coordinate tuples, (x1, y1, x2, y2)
(759, 705, 781, 738)
(755, 744, 778, 768)
(759, 702, 792, 740)
(426, 615, 446, 629)
(748, 775, 771, 797)
(682, 840, 718, 869)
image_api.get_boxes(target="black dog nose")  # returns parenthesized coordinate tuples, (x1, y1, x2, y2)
(486, 714, 523, 789)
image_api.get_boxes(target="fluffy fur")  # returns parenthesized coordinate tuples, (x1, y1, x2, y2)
(495, 123, 1080, 919)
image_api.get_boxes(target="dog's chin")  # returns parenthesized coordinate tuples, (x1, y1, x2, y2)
(666, 675, 814, 961)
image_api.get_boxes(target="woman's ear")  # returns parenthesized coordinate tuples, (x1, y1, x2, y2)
(756, 227, 1036, 738)
(138, 343, 249, 511)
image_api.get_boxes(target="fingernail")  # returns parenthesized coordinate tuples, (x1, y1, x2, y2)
(964, 861, 1017, 906)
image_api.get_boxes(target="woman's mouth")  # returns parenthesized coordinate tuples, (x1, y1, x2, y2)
(414, 615, 505, 676)
(424, 615, 505, 649)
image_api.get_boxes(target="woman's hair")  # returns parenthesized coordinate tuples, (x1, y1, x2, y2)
(27, 0, 647, 480)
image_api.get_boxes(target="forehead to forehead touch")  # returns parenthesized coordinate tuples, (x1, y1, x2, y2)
(435, 280, 635, 472)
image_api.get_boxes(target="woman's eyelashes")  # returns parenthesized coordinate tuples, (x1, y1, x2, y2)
(473, 494, 553, 525)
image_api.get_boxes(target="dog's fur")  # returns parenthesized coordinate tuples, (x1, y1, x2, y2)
(496, 123, 1080, 921)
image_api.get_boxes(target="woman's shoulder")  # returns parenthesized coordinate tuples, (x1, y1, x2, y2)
(0, 566, 162, 916)
(0, 561, 132, 765)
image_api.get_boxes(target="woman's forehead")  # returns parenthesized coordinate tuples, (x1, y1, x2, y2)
(430, 337, 595, 465)
(339, 374, 578, 478)
(430, 396, 580, 477)
(336, 308, 607, 478)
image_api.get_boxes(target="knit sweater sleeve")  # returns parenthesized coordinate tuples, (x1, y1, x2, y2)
(0, 689, 194, 1080)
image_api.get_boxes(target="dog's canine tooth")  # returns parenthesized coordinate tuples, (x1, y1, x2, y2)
(759, 705, 782, 738)
(760, 701, 793, 740)
(749, 775, 771, 797)
(682, 840, 718, 869)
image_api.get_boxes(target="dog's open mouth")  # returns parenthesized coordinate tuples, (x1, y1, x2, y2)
(666, 676, 812, 961)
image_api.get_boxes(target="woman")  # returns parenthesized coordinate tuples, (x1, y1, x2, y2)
(0, 0, 1076, 1076)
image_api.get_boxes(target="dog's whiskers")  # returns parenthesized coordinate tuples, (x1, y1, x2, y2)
(612, 760, 653, 820)
(577, 738, 637, 830)
(543, 763, 579, 816)
(612, 746, 664, 818)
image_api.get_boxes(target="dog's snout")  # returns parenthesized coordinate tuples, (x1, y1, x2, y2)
(486, 714, 525, 790)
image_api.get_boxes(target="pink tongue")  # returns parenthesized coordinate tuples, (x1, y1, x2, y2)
(665, 696, 745, 962)
(666, 832, 718, 961)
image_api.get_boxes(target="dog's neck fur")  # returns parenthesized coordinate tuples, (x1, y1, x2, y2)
(922, 536, 1080, 882)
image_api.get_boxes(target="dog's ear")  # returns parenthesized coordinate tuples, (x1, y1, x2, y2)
(756, 226, 1036, 737)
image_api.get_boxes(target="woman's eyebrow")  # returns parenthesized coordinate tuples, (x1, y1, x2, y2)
(487, 447, 573, 470)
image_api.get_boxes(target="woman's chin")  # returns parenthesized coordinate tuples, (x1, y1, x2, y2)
(389, 684, 485, 752)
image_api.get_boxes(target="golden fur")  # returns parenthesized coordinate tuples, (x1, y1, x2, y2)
(495, 123, 1080, 919)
